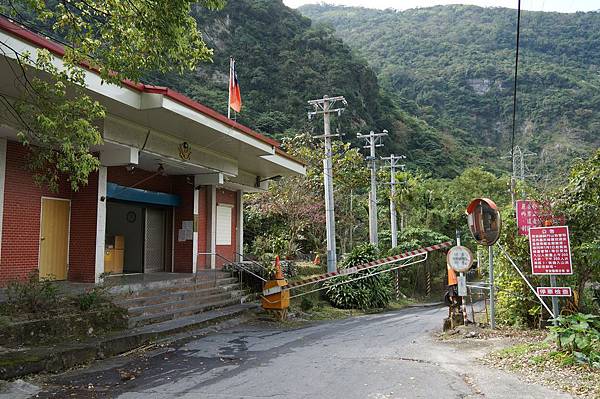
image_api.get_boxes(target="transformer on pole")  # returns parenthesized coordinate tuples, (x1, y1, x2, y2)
(308, 95, 347, 273)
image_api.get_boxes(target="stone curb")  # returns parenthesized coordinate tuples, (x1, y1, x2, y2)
(0, 303, 258, 380)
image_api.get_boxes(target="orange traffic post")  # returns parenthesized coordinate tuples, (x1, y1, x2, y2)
(261, 256, 290, 319)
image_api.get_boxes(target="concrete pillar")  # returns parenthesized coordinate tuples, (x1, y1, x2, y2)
(236, 190, 244, 262)
(94, 166, 107, 283)
(192, 187, 199, 273)
(206, 185, 217, 269)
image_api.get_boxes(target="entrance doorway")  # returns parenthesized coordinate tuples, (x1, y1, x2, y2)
(39, 197, 70, 280)
(106, 201, 172, 274)
(144, 207, 167, 273)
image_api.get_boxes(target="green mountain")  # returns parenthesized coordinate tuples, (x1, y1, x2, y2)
(299, 4, 600, 181)
(149, 0, 476, 177)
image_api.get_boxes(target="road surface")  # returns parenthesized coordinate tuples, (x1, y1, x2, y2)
(26, 305, 571, 398)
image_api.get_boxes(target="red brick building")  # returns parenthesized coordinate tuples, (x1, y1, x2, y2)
(0, 17, 305, 285)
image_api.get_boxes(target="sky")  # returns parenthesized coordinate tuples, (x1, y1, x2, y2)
(282, 0, 600, 13)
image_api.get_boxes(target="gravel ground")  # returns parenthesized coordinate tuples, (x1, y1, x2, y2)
(441, 325, 600, 399)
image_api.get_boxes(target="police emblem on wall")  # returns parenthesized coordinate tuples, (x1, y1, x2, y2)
(178, 142, 191, 161)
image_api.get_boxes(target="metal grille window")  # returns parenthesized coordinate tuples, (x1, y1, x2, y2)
(144, 208, 165, 273)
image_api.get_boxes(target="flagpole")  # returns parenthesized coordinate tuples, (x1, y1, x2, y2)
(227, 57, 232, 119)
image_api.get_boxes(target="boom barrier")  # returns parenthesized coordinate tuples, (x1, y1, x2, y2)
(262, 241, 452, 297)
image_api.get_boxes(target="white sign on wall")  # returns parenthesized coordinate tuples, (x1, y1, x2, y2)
(216, 204, 233, 245)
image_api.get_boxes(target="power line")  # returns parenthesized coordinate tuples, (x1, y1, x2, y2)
(509, 0, 523, 196)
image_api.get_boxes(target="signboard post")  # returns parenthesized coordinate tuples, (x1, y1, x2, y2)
(529, 225, 572, 319)
(466, 198, 501, 329)
(448, 236, 473, 326)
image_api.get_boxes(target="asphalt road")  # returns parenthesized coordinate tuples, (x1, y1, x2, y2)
(27, 305, 572, 399)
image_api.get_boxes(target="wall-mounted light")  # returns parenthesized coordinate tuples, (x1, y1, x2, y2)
(255, 175, 282, 188)
(125, 163, 136, 173)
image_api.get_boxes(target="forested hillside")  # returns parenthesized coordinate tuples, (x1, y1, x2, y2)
(14, 1, 599, 179)
(149, 0, 477, 177)
(300, 4, 600, 181)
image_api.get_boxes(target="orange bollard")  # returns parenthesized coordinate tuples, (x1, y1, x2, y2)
(274, 255, 284, 280)
(261, 256, 290, 319)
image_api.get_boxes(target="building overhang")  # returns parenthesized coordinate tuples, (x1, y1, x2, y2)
(0, 17, 306, 191)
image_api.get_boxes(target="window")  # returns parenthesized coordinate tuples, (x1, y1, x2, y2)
(216, 204, 233, 245)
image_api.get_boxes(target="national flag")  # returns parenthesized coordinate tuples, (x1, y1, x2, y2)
(228, 58, 242, 114)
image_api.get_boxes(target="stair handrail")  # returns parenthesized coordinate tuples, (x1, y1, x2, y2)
(197, 252, 267, 282)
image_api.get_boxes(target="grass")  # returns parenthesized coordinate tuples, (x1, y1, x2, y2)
(287, 295, 415, 322)
(497, 342, 549, 357)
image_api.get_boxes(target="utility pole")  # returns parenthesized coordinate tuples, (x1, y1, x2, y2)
(357, 130, 387, 246)
(381, 154, 406, 249)
(308, 95, 347, 273)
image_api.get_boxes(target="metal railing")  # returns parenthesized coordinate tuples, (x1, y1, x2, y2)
(197, 252, 267, 300)
(234, 252, 269, 273)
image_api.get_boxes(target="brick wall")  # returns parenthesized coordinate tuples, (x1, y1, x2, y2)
(172, 176, 194, 273)
(68, 172, 99, 282)
(0, 141, 97, 284)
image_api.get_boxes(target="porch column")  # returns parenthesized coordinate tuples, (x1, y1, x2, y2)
(236, 190, 244, 262)
(207, 185, 217, 269)
(0, 138, 6, 263)
(192, 187, 199, 273)
(94, 166, 107, 283)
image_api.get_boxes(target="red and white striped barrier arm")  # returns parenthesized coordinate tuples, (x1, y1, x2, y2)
(262, 241, 452, 296)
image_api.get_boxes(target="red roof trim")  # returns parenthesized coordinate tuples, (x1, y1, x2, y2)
(0, 16, 287, 152)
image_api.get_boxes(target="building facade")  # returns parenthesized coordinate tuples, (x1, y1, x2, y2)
(0, 17, 305, 285)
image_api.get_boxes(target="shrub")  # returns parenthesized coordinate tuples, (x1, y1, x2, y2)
(549, 313, 600, 368)
(300, 297, 314, 312)
(4, 272, 58, 314)
(77, 288, 105, 311)
(325, 244, 392, 310)
(386, 228, 451, 297)
(280, 260, 298, 278)
(495, 208, 543, 327)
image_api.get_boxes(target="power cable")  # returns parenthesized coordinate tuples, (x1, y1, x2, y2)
(510, 0, 522, 173)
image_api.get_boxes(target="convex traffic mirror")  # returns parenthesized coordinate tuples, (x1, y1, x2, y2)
(465, 198, 501, 246)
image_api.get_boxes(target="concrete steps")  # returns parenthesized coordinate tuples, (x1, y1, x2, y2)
(114, 283, 240, 307)
(127, 295, 250, 328)
(109, 272, 252, 328)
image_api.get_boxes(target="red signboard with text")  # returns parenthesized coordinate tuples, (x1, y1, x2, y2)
(536, 287, 572, 297)
(516, 200, 541, 235)
(529, 226, 572, 275)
